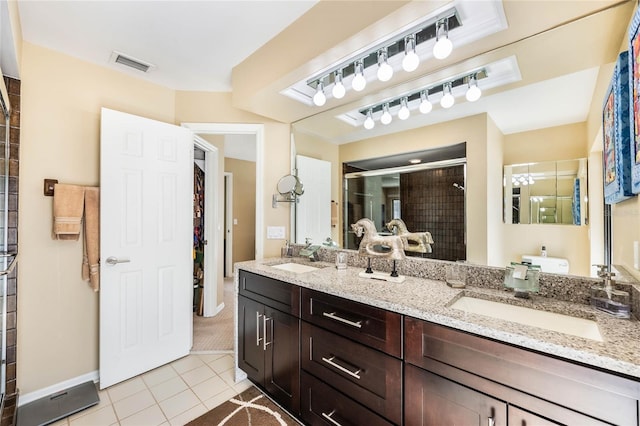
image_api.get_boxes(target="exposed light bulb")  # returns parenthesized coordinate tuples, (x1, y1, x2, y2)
(465, 75, 481, 102)
(377, 49, 393, 82)
(312, 80, 326, 106)
(433, 20, 453, 59)
(440, 83, 454, 109)
(352, 60, 366, 92)
(380, 103, 392, 125)
(419, 91, 432, 114)
(363, 109, 375, 130)
(398, 97, 410, 120)
(402, 35, 419, 72)
(332, 70, 346, 99)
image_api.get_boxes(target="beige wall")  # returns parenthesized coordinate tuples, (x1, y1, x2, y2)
(502, 122, 590, 276)
(225, 158, 256, 263)
(174, 92, 292, 259)
(18, 42, 177, 394)
(339, 114, 492, 265)
(19, 44, 292, 396)
(292, 131, 340, 242)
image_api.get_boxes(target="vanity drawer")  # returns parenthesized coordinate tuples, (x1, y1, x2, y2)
(404, 316, 639, 426)
(239, 270, 300, 316)
(300, 371, 394, 426)
(301, 288, 402, 358)
(301, 321, 402, 425)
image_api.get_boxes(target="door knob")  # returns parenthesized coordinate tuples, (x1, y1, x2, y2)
(105, 256, 131, 265)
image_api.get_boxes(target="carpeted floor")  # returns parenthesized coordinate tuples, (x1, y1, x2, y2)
(186, 387, 300, 426)
(192, 277, 235, 352)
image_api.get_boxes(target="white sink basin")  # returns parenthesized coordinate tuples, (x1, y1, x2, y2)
(450, 296, 603, 341)
(271, 262, 319, 273)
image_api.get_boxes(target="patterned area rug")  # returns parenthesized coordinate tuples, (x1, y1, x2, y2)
(186, 387, 300, 426)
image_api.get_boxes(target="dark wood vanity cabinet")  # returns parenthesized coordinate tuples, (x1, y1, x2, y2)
(404, 316, 640, 426)
(237, 271, 300, 415)
(300, 288, 403, 425)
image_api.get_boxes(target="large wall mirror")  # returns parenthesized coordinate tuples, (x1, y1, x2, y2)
(290, 2, 636, 279)
(504, 158, 588, 226)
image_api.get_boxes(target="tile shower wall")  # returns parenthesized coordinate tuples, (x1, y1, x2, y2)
(400, 165, 465, 261)
(1, 76, 19, 426)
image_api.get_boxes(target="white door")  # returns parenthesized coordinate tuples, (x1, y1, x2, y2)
(99, 108, 193, 389)
(295, 155, 331, 244)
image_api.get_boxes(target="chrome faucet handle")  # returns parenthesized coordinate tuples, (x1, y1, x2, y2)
(592, 264, 609, 277)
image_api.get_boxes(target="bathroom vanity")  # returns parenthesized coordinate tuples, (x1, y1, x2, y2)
(236, 258, 640, 426)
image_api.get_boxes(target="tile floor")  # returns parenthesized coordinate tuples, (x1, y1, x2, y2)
(51, 352, 253, 426)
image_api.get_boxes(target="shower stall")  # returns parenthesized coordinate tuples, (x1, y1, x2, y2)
(0, 77, 17, 412)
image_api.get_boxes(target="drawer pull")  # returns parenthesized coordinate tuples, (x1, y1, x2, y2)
(321, 356, 362, 379)
(321, 410, 342, 426)
(322, 311, 362, 328)
(488, 417, 495, 426)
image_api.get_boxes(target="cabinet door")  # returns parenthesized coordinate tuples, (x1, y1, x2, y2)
(264, 305, 300, 415)
(508, 405, 609, 426)
(237, 295, 264, 385)
(405, 364, 507, 426)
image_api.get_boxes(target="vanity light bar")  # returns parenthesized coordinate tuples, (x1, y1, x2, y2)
(357, 69, 487, 123)
(306, 11, 461, 98)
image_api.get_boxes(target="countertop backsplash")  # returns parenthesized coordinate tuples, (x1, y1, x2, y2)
(295, 245, 638, 317)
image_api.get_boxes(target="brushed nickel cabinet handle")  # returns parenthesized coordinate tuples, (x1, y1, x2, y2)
(321, 410, 342, 426)
(322, 311, 362, 328)
(256, 311, 263, 347)
(488, 417, 495, 426)
(263, 316, 272, 350)
(321, 356, 362, 379)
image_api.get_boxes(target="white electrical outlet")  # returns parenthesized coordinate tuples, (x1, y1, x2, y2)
(267, 226, 286, 239)
(634, 241, 639, 270)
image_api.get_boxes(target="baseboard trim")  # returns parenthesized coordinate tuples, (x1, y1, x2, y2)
(213, 302, 225, 316)
(18, 370, 99, 407)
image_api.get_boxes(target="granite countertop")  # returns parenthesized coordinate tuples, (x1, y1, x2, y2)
(236, 257, 640, 380)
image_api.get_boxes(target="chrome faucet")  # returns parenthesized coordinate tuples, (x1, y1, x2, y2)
(300, 238, 320, 261)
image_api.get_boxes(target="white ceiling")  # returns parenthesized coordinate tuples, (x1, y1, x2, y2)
(15, 0, 318, 91)
(4, 0, 632, 148)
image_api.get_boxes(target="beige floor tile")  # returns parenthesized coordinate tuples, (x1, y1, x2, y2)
(195, 353, 227, 364)
(149, 376, 188, 402)
(190, 375, 228, 402)
(217, 367, 236, 386)
(113, 389, 156, 420)
(158, 389, 201, 420)
(106, 377, 147, 403)
(171, 355, 205, 375)
(202, 387, 238, 411)
(69, 405, 118, 426)
(180, 364, 216, 388)
(142, 364, 179, 388)
(233, 379, 253, 394)
(49, 419, 69, 426)
(208, 355, 234, 374)
(168, 403, 208, 426)
(119, 404, 167, 426)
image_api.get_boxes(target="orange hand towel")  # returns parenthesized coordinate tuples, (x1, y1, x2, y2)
(83, 187, 100, 292)
(52, 184, 85, 240)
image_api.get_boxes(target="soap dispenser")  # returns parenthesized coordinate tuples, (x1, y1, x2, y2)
(590, 267, 630, 318)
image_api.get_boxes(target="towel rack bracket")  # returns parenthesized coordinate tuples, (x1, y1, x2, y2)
(44, 179, 58, 196)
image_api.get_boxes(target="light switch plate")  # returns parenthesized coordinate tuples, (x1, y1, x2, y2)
(267, 226, 285, 239)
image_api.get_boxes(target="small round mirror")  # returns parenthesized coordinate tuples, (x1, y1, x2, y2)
(277, 175, 304, 196)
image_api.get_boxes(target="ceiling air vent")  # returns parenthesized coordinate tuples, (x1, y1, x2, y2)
(110, 51, 154, 73)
